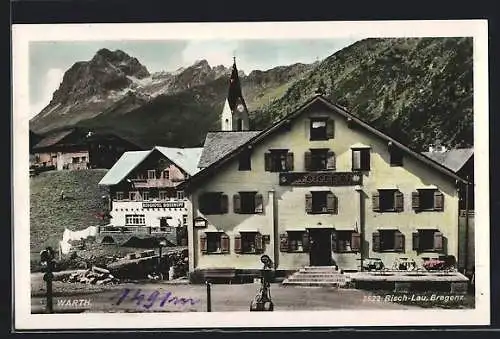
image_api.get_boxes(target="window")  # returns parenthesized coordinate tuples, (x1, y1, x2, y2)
(233, 192, 263, 214)
(160, 217, 169, 227)
(72, 157, 80, 163)
(287, 231, 308, 252)
(159, 191, 168, 200)
(310, 118, 334, 140)
(142, 191, 150, 201)
(238, 149, 252, 171)
(129, 191, 141, 201)
(198, 192, 228, 215)
(234, 232, 263, 254)
(125, 214, 146, 226)
(372, 189, 404, 212)
(305, 149, 335, 171)
(305, 191, 338, 214)
(352, 148, 370, 171)
(413, 229, 444, 252)
(115, 192, 124, 201)
(389, 148, 403, 166)
(81, 156, 86, 162)
(163, 170, 170, 179)
(264, 150, 293, 172)
(412, 189, 444, 212)
(372, 230, 404, 252)
(147, 170, 156, 179)
(200, 232, 229, 254)
(176, 190, 184, 200)
(182, 215, 188, 226)
(332, 230, 361, 253)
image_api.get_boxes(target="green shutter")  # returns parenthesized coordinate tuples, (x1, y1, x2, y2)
(234, 234, 242, 254)
(326, 119, 335, 139)
(200, 233, 207, 254)
(351, 232, 361, 252)
(286, 152, 294, 171)
(394, 191, 404, 212)
(434, 191, 444, 211)
(412, 191, 420, 211)
(304, 152, 312, 171)
(254, 193, 264, 213)
(264, 152, 271, 171)
(394, 231, 405, 252)
(305, 193, 313, 214)
(233, 194, 241, 213)
(372, 192, 380, 212)
(279, 232, 289, 252)
(412, 231, 420, 251)
(372, 232, 380, 252)
(433, 231, 444, 251)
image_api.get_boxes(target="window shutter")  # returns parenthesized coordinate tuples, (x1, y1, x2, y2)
(264, 152, 271, 171)
(254, 193, 264, 213)
(233, 194, 241, 213)
(200, 233, 207, 254)
(279, 232, 289, 252)
(433, 191, 444, 211)
(326, 119, 335, 139)
(372, 232, 380, 252)
(327, 151, 336, 170)
(220, 194, 229, 214)
(255, 233, 263, 253)
(302, 232, 310, 252)
(286, 152, 294, 171)
(372, 191, 380, 212)
(411, 191, 420, 211)
(331, 231, 338, 252)
(352, 150, 361, 170)
(221, 234, 230, 253)
(412, 231, 420, 251)
(234, 234, 242, 254)
(326, 192, 337, 214)
(433, 231, 444, 251)
(304, 152, 312, 171)
(351, 232, 361, 252)
(305, 193, 313, 213)
(394, 231, 404, 252)
(394, 191, 404, 212)
(361, 150, 371, 170)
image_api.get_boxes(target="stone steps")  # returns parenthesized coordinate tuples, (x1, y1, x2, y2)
(282, 266, 348, 288)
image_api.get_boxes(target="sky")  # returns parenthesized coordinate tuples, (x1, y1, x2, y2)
(29, 38, 359, 117)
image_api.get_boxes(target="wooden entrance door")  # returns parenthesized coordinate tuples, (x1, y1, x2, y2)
(308, 228, 333, 266)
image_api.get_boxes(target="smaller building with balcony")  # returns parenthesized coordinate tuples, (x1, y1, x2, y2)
(97, 146, 203, 247)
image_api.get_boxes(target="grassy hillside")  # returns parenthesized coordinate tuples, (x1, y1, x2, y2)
(30, 169, 108, 253)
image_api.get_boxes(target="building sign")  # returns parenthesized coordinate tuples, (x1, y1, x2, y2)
(279, 172, 363, 186)
(193, 217, 207, 228)
(142, 201, 185, 209)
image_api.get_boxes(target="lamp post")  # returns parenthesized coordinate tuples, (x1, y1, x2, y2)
(40, 247, 56, 313)
(158, 239, 167, 279)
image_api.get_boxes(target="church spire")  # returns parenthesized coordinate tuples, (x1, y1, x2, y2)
(221, 57, 249, 131)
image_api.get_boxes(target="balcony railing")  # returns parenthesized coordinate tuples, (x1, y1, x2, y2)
(129, 178, 182, 188)
(99, 225, 174, 234)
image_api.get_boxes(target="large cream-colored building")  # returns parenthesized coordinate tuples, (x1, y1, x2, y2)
(183, 61, 469, 279)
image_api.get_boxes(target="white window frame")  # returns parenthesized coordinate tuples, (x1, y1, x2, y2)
(125, 214, 146, 226)
(147, 170, 156, 179)
(176, 190, 185, 200)
(159, 191, 168, 200)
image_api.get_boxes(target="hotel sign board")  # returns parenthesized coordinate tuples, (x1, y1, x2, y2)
(279, 172, 363, 186)
(142, 201, 185, 209)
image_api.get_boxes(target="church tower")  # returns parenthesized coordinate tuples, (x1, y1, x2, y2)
(221, 58, 250, 131)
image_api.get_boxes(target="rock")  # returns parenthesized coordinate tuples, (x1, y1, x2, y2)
(92, 266, 110, 275)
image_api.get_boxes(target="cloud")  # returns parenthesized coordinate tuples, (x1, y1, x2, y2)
(30, 68, 64, 118)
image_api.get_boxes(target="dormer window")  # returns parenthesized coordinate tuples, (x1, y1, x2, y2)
(310, 118, 334, 141)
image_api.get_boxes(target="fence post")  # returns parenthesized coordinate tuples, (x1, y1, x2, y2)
(206, 281, 212, 312)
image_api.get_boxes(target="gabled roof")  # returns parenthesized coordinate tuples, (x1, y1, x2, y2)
(422, 148, 474, 173)
(185, 95, 468, 190)
(98, 150, 152, 186)
(155, 146, 204, 176)
(198, 131, 261, 168)
(32, 129, 75, 149)
(98, 146, 204, 186)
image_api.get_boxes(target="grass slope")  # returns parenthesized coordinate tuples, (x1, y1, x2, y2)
(30, 169, 108, 253)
